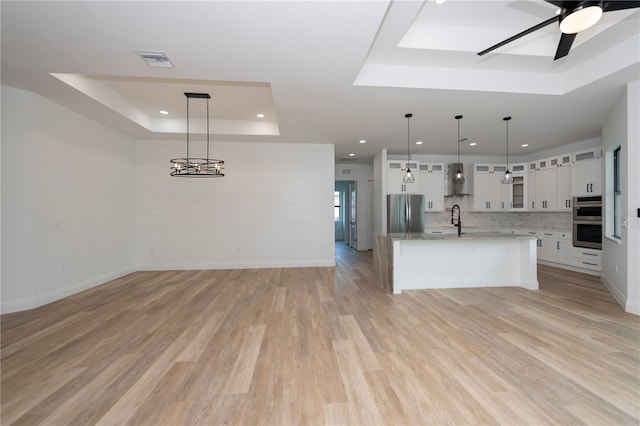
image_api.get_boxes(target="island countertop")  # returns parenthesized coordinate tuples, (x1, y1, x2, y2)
(384, 232, 537, 241)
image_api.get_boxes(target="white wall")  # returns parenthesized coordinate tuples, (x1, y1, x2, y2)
(373, 149, 386, 236)
(602, 80, 640, 315)
(1, 86, 136, 313)
(335, 163, 374, 250)
(136, 140, 335, 269)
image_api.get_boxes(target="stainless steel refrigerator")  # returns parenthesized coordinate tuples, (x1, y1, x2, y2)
(387, 194, 425, 233)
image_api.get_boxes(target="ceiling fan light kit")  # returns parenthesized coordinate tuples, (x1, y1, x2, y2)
(559, 2, 603, 33)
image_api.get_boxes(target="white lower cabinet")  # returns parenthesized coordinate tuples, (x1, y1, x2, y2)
(525, 230, 573, 266)
(571, 247, 602, 271)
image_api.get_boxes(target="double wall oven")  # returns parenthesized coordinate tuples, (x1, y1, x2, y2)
(572, 196, 602, 250)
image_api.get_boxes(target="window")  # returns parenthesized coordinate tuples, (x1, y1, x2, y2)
(614, 147, 621, 238)
(334, 191, 340, 222)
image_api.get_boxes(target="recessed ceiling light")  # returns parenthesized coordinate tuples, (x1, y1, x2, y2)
(555, 8, 561, 15)
(521, 144, 529, 147)
(160, 110, 168, 115)
(416, 141, 423, 145)
(469, 142, 477, 146)
(349, 153, 355, 157)
(256, 113, 265, 118)
(359, 140, 366, 144)
(436, 0, 446, 4)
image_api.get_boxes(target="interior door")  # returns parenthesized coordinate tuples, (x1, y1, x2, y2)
(349, 182, 357, 249)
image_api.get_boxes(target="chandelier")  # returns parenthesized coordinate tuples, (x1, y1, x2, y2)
(170, 92, 224, 177)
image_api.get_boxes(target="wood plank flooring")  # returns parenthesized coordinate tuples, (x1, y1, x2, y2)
(2, 244, 639, 425)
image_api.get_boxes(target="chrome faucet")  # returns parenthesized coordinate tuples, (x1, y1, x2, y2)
(451, 204, 462, 236)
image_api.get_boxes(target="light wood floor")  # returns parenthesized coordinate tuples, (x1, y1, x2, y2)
(2, 244, 639, 425)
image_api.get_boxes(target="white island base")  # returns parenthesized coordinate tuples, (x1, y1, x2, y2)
(374, 233, 538, 294)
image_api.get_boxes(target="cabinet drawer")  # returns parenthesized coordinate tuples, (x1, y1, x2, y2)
(572, 257, 601, 271)
(572, 248, 602, 261)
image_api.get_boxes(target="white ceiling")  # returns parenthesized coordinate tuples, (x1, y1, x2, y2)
(2, 1, 639, 163)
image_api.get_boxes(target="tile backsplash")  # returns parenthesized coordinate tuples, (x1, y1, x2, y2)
(426, 196, 571, 230)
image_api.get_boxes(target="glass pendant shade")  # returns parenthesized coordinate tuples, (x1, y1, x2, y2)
(501, 116, 513, 185)
(501, 169, 513, 184)
(403, 168, 415, 184)
(453, 115, 465, 184)
(403, 113, 414, 184)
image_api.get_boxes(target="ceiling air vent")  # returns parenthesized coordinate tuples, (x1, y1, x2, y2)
(341, 169, 352, 174)
(338, 158, 359, 163)
(135, 50, 174, 68)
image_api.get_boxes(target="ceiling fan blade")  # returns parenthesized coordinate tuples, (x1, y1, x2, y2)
(554, 32, 577, 60)
(478, 15, 560, 56)
(604, 1, 640, 11)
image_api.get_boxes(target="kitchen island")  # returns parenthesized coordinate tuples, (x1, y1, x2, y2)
(373, 232, 538, 294)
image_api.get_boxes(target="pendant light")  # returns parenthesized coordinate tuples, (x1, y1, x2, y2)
(402, 113, 415, 184)
(500, 116, 513, 184)
(170, 92, 224, 177)
(453, 115, 465, 184)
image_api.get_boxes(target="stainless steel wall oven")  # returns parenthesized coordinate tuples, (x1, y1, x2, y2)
(572, 196, 602, 250)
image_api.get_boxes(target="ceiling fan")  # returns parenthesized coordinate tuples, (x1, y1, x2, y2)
(478, 1, 640, 60)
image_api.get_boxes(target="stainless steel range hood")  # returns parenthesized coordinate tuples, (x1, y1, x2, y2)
(446, 163, 472, 196)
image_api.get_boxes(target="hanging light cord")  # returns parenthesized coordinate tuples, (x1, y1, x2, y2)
(406, 113, 412, 161)
(505, 117, 509, 168)
(206, 97, 210, 162)
(457, 118, 460, 163)
(186, 96, 190, 163)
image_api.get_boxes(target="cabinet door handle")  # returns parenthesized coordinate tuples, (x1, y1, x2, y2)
(583, 261, 598, 266)
(502, 202, 504, 209)
(583, 252, 598, 256)
(557, 241, 559, 250)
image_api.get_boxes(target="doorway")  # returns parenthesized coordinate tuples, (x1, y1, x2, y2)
(334, 180, 357, 249)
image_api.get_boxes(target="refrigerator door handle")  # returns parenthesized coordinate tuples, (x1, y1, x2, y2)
(405, 198, 410, 233)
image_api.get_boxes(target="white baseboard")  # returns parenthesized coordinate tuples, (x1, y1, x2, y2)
(600, 273, 632, 314)
(1, 266, 136, 314)
(136, 259, 336, 271)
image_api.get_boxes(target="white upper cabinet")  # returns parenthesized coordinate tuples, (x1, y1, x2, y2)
(571, 156, 602, 196)
(419, 163, 445, 212)
(473, 164, 510, 211)
(528, 156, 572, 211)
(387, 160, 421, 194)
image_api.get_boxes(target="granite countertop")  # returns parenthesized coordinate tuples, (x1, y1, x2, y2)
(384, 232, 537, 241)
